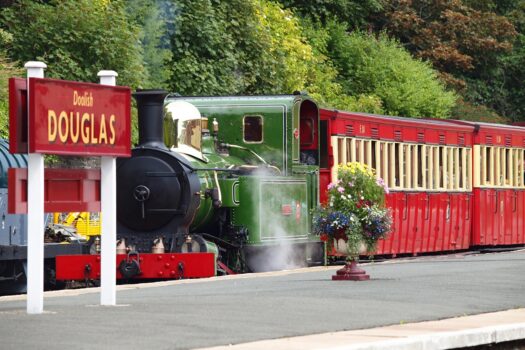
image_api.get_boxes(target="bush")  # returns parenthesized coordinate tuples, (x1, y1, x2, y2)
(326, 26, 457, 118)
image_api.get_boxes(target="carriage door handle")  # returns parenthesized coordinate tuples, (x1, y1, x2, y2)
(513, 190, 517, 213)
(494, 191, 499, 214)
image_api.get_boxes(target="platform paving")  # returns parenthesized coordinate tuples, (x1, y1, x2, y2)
(0, 249, 524, 350)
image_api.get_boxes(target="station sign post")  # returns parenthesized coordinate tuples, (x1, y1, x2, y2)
(13, 62, 131, 313)
(25, 61, 46, 314)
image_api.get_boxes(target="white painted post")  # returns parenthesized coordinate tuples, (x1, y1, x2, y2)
(25, 61, 46, 314)
(98, 70, 118, 306)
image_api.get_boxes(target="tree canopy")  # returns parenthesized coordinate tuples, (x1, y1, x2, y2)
(1, 0, 145, 87)
(1, 0, 524, 125)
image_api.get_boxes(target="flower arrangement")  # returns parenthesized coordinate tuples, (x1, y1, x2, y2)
(313, 162, 392, 261)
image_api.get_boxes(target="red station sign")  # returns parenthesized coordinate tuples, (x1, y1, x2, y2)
(27, 78, 131, 156)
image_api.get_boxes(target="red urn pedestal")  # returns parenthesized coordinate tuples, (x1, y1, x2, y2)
(332, 260, 370, 281)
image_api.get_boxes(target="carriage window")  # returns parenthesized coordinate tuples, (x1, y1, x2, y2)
(394, 143, 401, 187)
(243, 116, 263, 143)
(403, 144, 410, 189)
(337, 138, 344, 164)
(416, 145, 423, 188)
(346, 138, 352, 163)
(438, 147, 444, 189)
(371, 141, 378, 173)
(506, 148, 512, 186)
(495, 147, 502, 186)
(456, 148, 461, 189)
(514, 148, 520, 187)
(486, 147, 493, 185)
(355, 139, 362, 163)
(365, 140, 373, 168)
(521, 150, 525, 187)
(434, 147, 440, 190)
(427, 147, 432, 189)
(459, 148, 465, 189)
(410, 145, 417, 189)
(448, 147, 454, 189)
(466, 148, 472, 189)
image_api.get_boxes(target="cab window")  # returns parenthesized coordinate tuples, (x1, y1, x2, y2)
(244, 115, 263, 143)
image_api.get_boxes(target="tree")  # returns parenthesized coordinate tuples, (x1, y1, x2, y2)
(279, 0, 383, 30)
(301, 20, 384, 113)
(326, 25, 456, 118)
(0, 0, 145, 88)
(166, 0, 317, 95)
(377, 0, 517, 90)
(125, 0, 173, 89)
(0, 28, 22, 139)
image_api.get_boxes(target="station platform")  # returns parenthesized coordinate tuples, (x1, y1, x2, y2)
(0, 249, 524, 350)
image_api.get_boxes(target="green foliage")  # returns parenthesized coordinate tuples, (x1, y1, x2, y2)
(0, 28, 23, 139)
(0, 100, 8, 139)
(479, 2, 525, 122)
(252, 0, 312, 93)
(452, 99, 510, 124)
(125, 0, 172, 89)
(167, 0, 253, 95)
(326, 26, 456, 118)
(166, 0, 315, 95)
(301, 20, 384, 113)
(1, 0, 145, 88)
(279, 0, 383, 30)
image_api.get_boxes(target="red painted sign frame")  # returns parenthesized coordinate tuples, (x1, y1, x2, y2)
(8, 77, 28, 154)
(28, 78, 131, 156)
(8, 168, 101, 213)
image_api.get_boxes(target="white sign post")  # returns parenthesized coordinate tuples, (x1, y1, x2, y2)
(98, 70, 118, 306)
(25, 61, 47, 314)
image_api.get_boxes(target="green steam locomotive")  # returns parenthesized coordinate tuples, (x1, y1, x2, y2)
(116, 91, 324, 273)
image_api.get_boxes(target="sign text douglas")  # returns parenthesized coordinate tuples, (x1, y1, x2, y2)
(28, 78, 131, 156)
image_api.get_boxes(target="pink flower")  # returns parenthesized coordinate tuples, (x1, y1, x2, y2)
(327, 183, 335, 190)
(337, 187, 344, 193)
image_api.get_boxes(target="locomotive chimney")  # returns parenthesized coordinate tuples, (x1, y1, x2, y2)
(133, 90, 168, 149)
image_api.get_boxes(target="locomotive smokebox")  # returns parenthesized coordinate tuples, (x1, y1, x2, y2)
(134, 90, 168, 149)
(116, 90, 201, 253)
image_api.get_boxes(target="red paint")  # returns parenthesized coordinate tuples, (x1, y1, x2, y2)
(281, 204, 292, 216)
(28, 78, 131, 156)
(55, 253, 216, 281)
(8, 168, 101, 213)
(217, 261, 236, 275)
(8, 77, 28, 154)
(472, 188, 525, 247)
(319, 169, 331, 204)
(320, 108, 477, 257)
(332, 261, 370, 281)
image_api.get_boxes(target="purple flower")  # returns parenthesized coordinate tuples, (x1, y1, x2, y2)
(327, 183, 336, 190)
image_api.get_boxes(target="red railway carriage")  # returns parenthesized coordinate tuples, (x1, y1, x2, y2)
(320, 109, 475, 256)
(447, 121, 525, 247)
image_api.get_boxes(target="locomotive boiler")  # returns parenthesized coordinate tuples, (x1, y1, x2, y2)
(115, 91, 324, 273)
